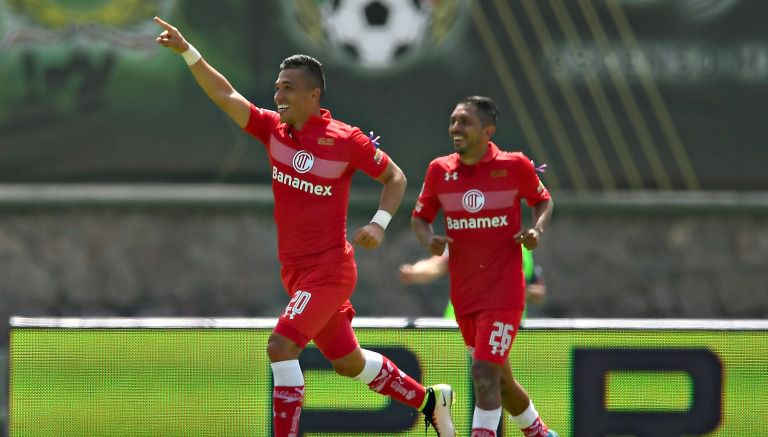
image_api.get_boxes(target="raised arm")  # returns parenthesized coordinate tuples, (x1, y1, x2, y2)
(154, 16, 251, 128)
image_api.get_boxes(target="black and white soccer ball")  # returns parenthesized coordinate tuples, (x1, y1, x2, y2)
(321, 0, 432, 68)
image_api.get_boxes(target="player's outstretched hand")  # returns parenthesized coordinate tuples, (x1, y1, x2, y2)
(398, 264, 418, 284)
(353, 223, 385, 250)
(154, 16, 190, 53)
(427, 235, 453, 257)
(398, 255, 446, 285)
(514, 228, 541, 250)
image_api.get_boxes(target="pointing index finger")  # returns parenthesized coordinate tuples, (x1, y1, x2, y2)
(153, 16, 173, 31)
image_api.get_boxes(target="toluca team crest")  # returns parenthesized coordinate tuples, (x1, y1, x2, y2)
(292, 151, 315, 174)
(462, 189, 485, 213)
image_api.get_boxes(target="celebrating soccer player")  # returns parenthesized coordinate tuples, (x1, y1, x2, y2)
(411, 96, 557, 437)
(154, 16, 455, 437)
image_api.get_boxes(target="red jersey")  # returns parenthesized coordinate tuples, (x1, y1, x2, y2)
(244, 104, 390, 267)
(412, 142, 550, 316)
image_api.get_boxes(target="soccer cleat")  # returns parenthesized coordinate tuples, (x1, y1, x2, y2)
(522, 417, 556, 437)
(422, 384, 456, 436)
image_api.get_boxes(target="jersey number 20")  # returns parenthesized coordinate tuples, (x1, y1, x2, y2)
(283, 290, 312, 320)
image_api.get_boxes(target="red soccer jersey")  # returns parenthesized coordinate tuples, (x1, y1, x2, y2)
(413, 142, 550, 316)
(244, 104, 390, 267)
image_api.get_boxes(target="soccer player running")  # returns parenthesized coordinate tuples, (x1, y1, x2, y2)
(154, 17, 455, 437)
(411, 96, 557, 437)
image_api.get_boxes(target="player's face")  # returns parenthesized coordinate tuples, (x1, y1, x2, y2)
(449, 104, 490, 156)
(274, 68, 320, 128)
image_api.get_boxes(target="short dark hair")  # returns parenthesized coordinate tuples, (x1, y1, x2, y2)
(458, 96, 498, 126)
(280, 54, 326, 97)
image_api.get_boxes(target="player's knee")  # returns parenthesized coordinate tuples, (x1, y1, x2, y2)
(331, 360, 358, 377)
(330, 353, 365, 378)
(265, 340, 286, 362)
(267, 333, 301, 362)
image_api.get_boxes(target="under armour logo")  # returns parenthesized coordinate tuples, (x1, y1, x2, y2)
(445, 171, 458, 181)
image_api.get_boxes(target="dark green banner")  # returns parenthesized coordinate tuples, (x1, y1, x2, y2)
(0, 0, 766, 190)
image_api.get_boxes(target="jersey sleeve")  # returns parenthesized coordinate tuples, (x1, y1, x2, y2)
(348, 128, 390, 179)
(243, 103, 281, 146)
(517, 155, 551, 206)
(412, 162, 441, 223)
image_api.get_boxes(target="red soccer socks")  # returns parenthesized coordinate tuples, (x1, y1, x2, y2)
(271, 360, 305, 437)
(510, 401, 550, 437)
(354, 349, 426, 409)
(272, 385, 304, 437)
(521, 417, 550, 437)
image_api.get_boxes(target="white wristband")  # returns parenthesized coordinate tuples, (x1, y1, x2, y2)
(181, 44, 201, 66)
(370, 209, 392, 230)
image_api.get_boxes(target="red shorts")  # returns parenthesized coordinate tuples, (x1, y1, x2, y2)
(456, 309, 523, 364)
(273, 256, 359, 360)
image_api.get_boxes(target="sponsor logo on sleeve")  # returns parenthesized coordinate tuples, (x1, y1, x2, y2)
(373, 149, 384, 165)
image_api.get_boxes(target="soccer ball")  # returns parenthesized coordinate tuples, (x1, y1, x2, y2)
(321, 0, 432, 69)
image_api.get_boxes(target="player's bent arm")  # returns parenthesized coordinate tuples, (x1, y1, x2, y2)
(357, 161, 406, 246)
(374, 160, 407, 217)
(411, 216, 435, 251)
(531, 198, 553, 236)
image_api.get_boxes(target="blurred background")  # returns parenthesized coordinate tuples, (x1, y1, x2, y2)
(2, 1, 768, 435)
(1, 0, 767, 343)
